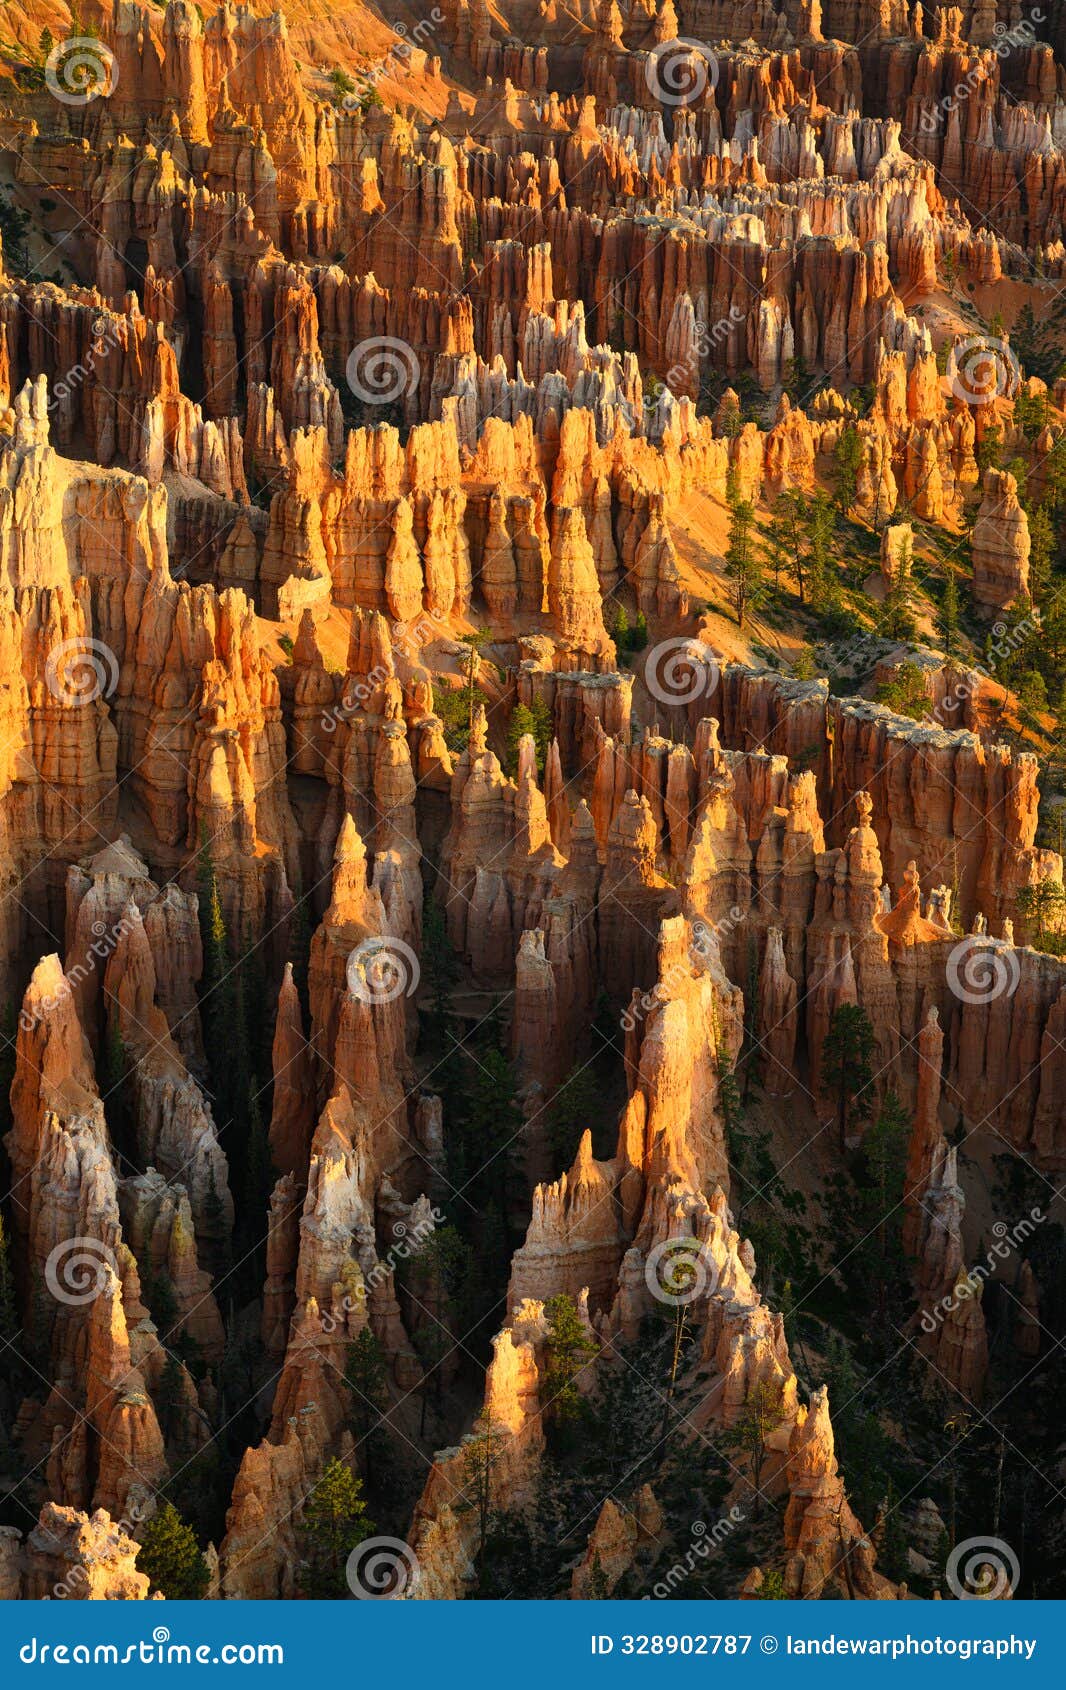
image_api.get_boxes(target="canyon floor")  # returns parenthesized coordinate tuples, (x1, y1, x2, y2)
(0, 0, 1064, 1603)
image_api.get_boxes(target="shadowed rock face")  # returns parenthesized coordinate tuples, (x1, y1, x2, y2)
(0, 0, 1062, 1602)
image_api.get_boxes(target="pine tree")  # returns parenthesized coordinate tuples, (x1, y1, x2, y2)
(805, 491, 837, 610)
(409, 1225, 471, 1434)
(0, 1210, 19, 1349)
(881, 534, 917, 641)
(419, 896, 460, 1070)
(297, 1458, 374, 1598)
(834, 424, 863, 514)
(610, 605, 630, 651)
(976, 424, 1002, 474)
(454, 1423, 506, 1574)
(721, 1379, 785, 1518)
(546, 1065, 601, 1167)
(506, 703, 536, 776)
(197, 827, 227, 992)
(344, 1327, 389, 1479)
(719, 394, 742, 439)
(724, 492, 762, 629)
(1015, 879, 1066, 949)
(879, 1482, 910, 1583)
(156, 1350, 186, 1447)
(456, 1045, 521, 1227)
(102, 1014, 133, 1162)
(137, 1503, 210, 1598)
(631, 609, 649, 650)
(287, 876, 312, 1011)
(458, 629, 491, 734)
(822, 1004, 875, 1151)
(0, 999, 17, 1137)
(196, 829, 238, 1137)
(1029, 506, 1054, 604)
(202, 1165, 230, 1279)
(241, 1075, 273, 1268)
(149, 1269, 179, 1343)
(542, 1293, 596, 1432)
(764, 490, 807, 598)
(938, 568, 960, 657)
(862, 1091, 909, 1316)
(530, 697, 553, 768)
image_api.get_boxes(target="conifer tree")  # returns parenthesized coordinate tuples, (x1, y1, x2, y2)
(344, 1326, 389, 1478)
(938, 567, 960, 657)
(822, 1004, 875, 1151)
(297, 1459, 374, 1597)
(543, 1293, 596, 1432)
(138, 1502, 210, 1599)
(834, 424, 863, 513)
(724, 491, 762, 629)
